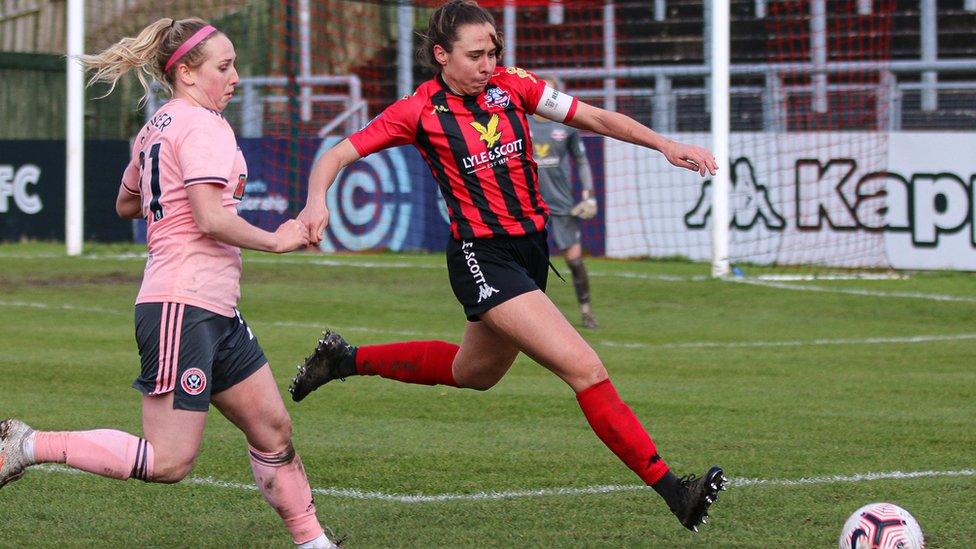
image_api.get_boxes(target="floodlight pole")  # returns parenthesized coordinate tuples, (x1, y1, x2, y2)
(299, 0, 312, 120)
(709, 0, 730, 277)
(397, 3, 414, 98)
(503, 0, 516, 67)
(66, 0, 84, 256)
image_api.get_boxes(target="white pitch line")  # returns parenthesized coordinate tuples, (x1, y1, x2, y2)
(731, 278, 976, 303)
(598, 333, 976, 350)
(0, 251, 729, 282)
(0, 299, 127, 316)
(269, 320, 456, 340)
(3, 299, 974, 351)
(31, 465, 975, 503)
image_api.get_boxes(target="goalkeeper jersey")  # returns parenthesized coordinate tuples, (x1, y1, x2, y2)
(527, 117, 590, 216)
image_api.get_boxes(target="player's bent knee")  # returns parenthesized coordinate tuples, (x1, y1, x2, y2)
(565, 359, 607, 390)
(150, 459, 196, 484)
(464, 375, 500, 391)
(270, 414, 293, 441)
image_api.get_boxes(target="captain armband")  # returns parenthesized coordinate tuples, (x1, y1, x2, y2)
(534, 85, 576, 123)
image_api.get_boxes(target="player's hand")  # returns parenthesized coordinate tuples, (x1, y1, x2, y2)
(273, 219, 311, 253)
(297, 201, 330, 246)
(570, 197, 598, 219)
(663, 140, 718, 176)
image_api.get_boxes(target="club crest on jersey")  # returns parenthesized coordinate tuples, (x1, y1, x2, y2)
(180, 368, 207, 396)
(484, 85, 510, 109)
(470, 114, 503, 148)
(233, 174, 247, 200)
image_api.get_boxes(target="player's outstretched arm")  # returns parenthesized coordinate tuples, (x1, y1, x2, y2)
(300, 138, 361, 245)
(186, 183, 308, 253)
(567, 101, 717, 177)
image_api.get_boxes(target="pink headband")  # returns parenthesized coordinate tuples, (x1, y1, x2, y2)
(164, 25, 217, 72)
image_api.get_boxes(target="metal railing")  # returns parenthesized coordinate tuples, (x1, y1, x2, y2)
(548, 59, 976, 132)
(146, 74, 366, 138)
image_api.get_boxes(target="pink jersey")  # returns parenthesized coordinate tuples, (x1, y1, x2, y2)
(121, 99, 248, 317)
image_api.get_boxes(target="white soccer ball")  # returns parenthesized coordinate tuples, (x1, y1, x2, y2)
(838, 502, 925, 549)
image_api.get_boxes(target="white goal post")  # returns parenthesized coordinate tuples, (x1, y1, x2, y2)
(65, 0, 84, 256)
(709, 0, 731, 277)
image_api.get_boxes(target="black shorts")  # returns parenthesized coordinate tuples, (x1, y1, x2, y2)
(132, 302, 268, 412)
(548, 214, 582, 252)
(446, 231, 550, 321)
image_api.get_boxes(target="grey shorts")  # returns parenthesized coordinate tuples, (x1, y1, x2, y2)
(548, 214, 582, 252)
(132, 302, 267, 411)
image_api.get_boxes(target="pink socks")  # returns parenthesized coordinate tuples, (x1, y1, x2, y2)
(249, 444, 325, 545)
(32, 430, 154, 481)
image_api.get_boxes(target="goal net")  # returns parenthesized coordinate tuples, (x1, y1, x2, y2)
(80, 0, 904, 272)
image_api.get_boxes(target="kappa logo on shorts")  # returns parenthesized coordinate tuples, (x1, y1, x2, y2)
(180, 368, 207, 396)
(461, 241, 501, 303)
(477, 283, 499, 303)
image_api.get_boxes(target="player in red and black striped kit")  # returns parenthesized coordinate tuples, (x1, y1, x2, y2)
(292, 0, 726, 533)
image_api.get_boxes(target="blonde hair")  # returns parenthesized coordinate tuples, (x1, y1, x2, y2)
(76, 17, 219, 106)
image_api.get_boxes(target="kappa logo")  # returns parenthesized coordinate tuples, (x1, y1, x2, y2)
(477, 283, 500, 303)
(484, 85, 511, 109)
(430, 104, 450, 115)
(470, 114, 503, 148)
(533, 143, 551, 158)
(180, 368, 207, 396)
(685, 157, 786, 230)
(461, 240, 501, 303)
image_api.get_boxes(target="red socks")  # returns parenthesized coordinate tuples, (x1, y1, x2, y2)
(356, 340, 459, 387)
(355, 344, 669, 485)
(576, 379, 670, 485)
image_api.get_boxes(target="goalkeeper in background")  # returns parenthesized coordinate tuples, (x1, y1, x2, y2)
(529, 78, 599, 329)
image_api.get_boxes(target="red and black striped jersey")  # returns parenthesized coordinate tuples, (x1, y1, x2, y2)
(348, 66, 579, 240)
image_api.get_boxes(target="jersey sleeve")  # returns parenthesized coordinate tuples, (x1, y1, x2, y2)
(533, 83, 579, 124)
(568, 130, 594, 192)
(348, 97, 420, 157)
(177, 118, 236, 187)
(120, 155, 140, 195)
(501, 66, 579, 123)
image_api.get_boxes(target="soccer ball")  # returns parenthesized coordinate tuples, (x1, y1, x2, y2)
(838, 502, 925, 549)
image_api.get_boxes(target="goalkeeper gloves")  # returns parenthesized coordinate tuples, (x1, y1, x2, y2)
(570, 197, 598, 219)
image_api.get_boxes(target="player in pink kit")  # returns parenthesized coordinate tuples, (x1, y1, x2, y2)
(0, 18, 338, 548)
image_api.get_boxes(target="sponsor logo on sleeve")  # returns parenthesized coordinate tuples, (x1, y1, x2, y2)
(505, 66, 538, 83)
(233, 174, 247, 200)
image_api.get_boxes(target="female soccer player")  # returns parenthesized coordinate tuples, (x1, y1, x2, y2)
(529, 76, 600, 329)
(0, 18, 338, 548)
(292, 0, 726, 532)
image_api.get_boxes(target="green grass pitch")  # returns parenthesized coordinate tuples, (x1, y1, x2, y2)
(1, 242, 974, 547)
